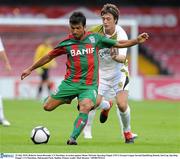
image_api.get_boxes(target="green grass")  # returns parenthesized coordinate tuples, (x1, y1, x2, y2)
(0, 99, 180, 153)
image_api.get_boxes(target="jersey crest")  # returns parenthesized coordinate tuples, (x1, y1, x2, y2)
(88, 36, 96, 43)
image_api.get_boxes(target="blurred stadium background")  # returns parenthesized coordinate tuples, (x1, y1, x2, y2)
(0, 0, 179, 100)
(0, 0, 180, 153)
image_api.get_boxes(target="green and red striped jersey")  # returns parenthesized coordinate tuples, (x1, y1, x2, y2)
(49, 32, 116, 88)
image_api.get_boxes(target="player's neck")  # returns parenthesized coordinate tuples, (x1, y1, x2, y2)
(74, 31, 86, 40)
(104, 27, 116, 37)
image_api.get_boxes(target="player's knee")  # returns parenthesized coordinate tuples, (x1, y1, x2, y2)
(96, 95, 102, 107)
(96, 100, 101, 107)
(79, 99, 93, 113)
(79, 105, 92, 113)
(117, 100, 128, 112)
(43, 104, 52, 111)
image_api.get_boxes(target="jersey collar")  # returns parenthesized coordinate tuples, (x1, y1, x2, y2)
(69, 31, 92, 41)
(103, 26, 117, 38)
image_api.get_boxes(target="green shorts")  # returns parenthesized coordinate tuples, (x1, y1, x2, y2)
(51, 80, 98, 105)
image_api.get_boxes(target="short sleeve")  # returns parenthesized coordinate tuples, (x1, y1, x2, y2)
(116, 25, 128, 56)
(97, 34, 116, 49)
(48, 47, 67, 57)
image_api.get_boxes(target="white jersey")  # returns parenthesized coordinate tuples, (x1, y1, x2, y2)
(0, 37, 5, 52)
(98, 25, 129, 97)
(99, 25, 128, 80)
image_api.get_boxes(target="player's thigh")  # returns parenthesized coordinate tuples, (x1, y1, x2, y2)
(113, 75, 129, 108)
(43, 96, 65, 111)
(51, 80, 78, 104)
(115, 90, 128, 112)
(96, 94, 103, 106)
(78, 89, 97, 106)
(113, 74, 129, 92)
(116, 90, 128, 105)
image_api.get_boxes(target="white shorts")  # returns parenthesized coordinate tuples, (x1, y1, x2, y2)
(98, 72, 129, 100)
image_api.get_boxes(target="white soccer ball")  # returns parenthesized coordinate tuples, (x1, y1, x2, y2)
(31, 126, 50, 144)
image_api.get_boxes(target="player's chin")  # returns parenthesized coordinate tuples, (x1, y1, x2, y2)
(73, 34, 79, 39)
(104, 25, 110, 30)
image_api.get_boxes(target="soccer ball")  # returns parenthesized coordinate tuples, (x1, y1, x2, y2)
(31, 126, 50, 144)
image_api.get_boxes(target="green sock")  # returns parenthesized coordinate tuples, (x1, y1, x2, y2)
(70, 113, 88, 140)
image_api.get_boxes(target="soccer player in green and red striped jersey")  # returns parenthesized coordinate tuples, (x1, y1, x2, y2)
(21, 12, 149, 145)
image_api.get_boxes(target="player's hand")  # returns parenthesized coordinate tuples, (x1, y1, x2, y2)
(110, 47, 126, 63)
(137, 33, 149, 43)
(21, 69, 31, 80)
(110, 47, 118, 59)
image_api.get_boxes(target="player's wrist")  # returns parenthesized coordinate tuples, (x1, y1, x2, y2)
(135, 38, 139, 44)
(28, 67, 34, 72)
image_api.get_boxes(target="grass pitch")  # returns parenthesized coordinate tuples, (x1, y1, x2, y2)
(0, 99, 180, 153)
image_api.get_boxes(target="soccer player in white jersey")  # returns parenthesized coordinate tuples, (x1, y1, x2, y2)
(83, 3, 137, 143)
(0, 37, 12, 126)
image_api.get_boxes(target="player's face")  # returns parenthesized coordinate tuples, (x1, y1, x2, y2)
(70, 23, 85, 40)
(101, 13, 116, 34)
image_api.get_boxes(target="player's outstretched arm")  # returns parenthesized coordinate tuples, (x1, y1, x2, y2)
(0, 51, 12, 71)
(21, 54, 53, 80)
(115, 32, 149, 48)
